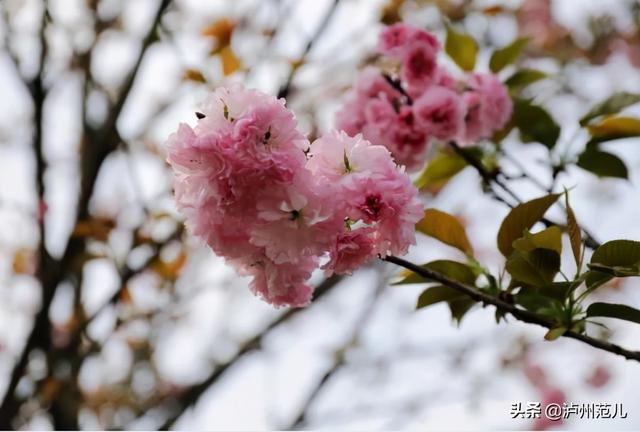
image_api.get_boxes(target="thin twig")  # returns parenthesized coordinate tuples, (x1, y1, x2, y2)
(277, 0, 341, 99)
(156, 274, 344, 430)
(287, 268, 387, 430)
(449, 141, 601, 250)
(384, 255, 640, 362)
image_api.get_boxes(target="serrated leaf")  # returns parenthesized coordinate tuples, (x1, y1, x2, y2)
(414, 151, 467, 190)
(583, 270, 614, 291)
(505, 69, 547, 91)
(544, 326, 567, 341)
(445, 24, 478, 71)
(489, 38, 528, 73)
(587, 116, 640, 142)
(416, 285, 466, 309)
(506, 248, 560, 287)
(585, 240, 640, 289)
(416, 209, 473, 255)
(587, 263, 640, 277)
(448, 297, 476, 324)
(393, 259, 476, 285)
(577, 149, 628, 179)
(512, 99, 560, 149)
(497, 193, 561, 257)
(565, 193, 582, 268)
(516, 287, 558, 314)
(512, 226, 562, 255)
(587, 302, 640, 325)
(580, 92, 640, 126)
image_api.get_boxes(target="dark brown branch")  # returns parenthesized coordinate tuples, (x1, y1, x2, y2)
(384, 255, 640, 362)
(287, 271, 386, 430)
(156, 275, 343, 430)
(448, 141, 601, 250)
(0, 4, 49, 426)
(0, 1, 173, 427)
(277, 0, 341, 100)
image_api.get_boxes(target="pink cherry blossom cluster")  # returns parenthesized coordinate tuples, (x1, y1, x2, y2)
(167, 84, 423, 307)
(337, 23, 513, 171)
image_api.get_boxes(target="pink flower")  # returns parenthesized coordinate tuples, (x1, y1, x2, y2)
(336, 67, 402, 137)
(355, 66, 401, 100)
(435, 67, 459, 90)
(413, 85, 466, 141)
(251, 175, 341, 264)
(400, 40, 438, 97)
(306, 131, 396, 181)
(307, 131, 423, 257)
(235, 254, 318, 307)
(378, 23, 439, 60)
(168, 84, 423, 307)
(343, 174, 423, 257)
(382, 106, 429, 170)
(462, 91, 484, 143)
(585, 365, 611, 388)
(532, 388, 566, 430)
(324, 228, 376, 275)
(462, 73, 512, 143)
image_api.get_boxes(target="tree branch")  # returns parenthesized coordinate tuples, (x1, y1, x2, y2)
(277, 0, 341, 100)
(0, 3, 49, 426)
(156, 274, 343, 430)
(448, 141, 601, 250)
(286, 269, 386, 430)
(0, 1, 174, 427)
(383, 255, 640, 362)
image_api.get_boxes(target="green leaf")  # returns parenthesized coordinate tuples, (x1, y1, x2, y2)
(497, 193, 561, 257)
(489, 38, 529, 73)
(512, 226, 562, 255)
(416, 208, 474, 255)
(445, 24, 478, 71)
(587, 262, 640, 277)
(544, 326, 567, 341)
(416, 285, 466, 309)
(565, 193, 583, 268)
(586, 302, 640, 325)
(393, 260, 476, 285)
(539, 281, 575, 300)
(583, 270, 614, 291)
(414, 151, 467, 190)
(506, 248, 560, 287)
(505, 69, 547, 91)
(580, 92, 640, 126)
(516, 287, 562, 314)
(585, 240, 640, 289)
(587, 116, 640, 143)
(577, 149, 628, 179)
(512, 99, 561, 149)
(448, 297, 476, 324)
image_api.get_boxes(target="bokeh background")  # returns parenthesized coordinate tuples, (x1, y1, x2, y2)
(1, 0, 640, 429)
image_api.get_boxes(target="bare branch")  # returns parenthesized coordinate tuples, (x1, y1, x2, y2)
(0, 1, 174, 427)
(156, 274, 344, 430)
(277, 0, 342, 100)
(448, 141, 601, 250)
(287, 269, 387, 430)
